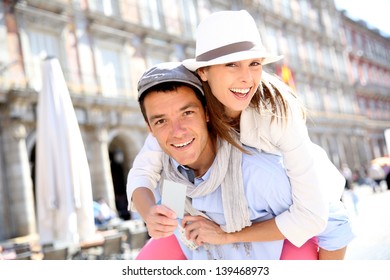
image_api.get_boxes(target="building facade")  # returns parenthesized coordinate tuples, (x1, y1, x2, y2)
(340, 12, 390, 164)
(0, 0, 389, 241)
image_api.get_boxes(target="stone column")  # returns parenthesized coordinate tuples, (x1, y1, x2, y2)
(89, 127, 116, 209)
(0, 125, 7, 240)
(3, 121, 36, 238)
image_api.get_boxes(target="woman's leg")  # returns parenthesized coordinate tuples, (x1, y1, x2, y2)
(135, 234, 187, 260)
(318, 247, 347, 260)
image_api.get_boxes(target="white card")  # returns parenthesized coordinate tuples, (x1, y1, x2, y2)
(161, 179, 187, 219)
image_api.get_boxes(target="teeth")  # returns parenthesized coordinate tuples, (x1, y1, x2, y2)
(173, 139, 193, 148)
(230, 88, 250, 94)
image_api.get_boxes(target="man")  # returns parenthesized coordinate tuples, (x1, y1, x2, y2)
(129, 62, 353, 259)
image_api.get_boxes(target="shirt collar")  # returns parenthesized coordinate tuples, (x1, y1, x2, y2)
(171, 158, 212, 184)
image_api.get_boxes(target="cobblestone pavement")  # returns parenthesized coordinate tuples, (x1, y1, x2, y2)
(342, 184, 390, 260)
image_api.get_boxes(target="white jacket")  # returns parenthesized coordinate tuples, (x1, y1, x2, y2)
(239, 98, 345, 246)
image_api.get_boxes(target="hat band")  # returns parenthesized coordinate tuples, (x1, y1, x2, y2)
(196, 41, 256, 62)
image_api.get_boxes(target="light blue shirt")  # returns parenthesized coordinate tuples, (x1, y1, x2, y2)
(160, 146, 354, 259)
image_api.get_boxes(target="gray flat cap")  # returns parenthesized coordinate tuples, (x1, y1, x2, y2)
(137, 62, 204, 100)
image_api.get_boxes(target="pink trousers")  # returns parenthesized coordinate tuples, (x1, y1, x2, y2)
(135, 235, 319, 260)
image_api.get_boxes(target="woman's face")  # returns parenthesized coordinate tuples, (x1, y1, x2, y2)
(197, 58, 263, 118)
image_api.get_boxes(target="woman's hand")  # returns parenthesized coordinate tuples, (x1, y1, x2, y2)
(182, 215, 228, 246)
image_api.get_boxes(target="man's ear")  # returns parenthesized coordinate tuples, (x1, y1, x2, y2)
(147, 124, 153, 135)
(197, 68, 208, 82)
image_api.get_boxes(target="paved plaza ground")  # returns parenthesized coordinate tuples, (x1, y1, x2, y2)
(343, 184, 390, 260)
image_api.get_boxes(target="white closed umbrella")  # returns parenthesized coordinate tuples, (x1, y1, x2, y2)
(36, 57, 95, 248)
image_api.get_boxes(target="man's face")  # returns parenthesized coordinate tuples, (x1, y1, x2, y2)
(144, 86, 214, 173)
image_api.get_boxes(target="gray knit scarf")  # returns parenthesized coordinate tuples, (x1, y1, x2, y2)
(161, 139, 252, 235)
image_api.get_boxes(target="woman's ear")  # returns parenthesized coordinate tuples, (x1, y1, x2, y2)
(197, 68, 208, 82)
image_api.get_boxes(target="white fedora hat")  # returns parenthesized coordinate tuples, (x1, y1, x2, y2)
(182, 10, 283, 72)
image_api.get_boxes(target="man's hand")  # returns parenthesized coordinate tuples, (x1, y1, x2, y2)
(182, 215, 228, 246)
(144, 205, 178, 239)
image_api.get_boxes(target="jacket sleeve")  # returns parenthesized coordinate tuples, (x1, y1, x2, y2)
(240, 97, 345, 247)
(126, 133, 163, 211)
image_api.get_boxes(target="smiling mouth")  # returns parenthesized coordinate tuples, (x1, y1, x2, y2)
(172, 138, 194, 148)
(230, 87, 251, 97)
